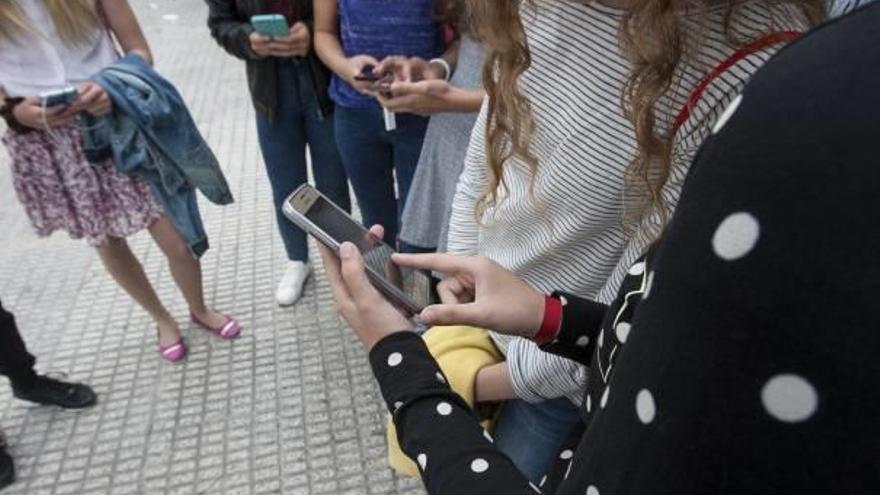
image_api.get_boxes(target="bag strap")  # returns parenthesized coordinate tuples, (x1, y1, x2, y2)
(671, 31, 802, 135)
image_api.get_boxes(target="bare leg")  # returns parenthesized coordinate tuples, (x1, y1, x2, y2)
(95, 237, 181, 346)
(147, 216, 227, 329)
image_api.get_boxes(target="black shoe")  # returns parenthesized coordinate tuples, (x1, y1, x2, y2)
(0, 433, 14, 491)
(12, 375, 97, 409)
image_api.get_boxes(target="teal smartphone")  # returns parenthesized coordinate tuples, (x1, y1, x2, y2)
(251, 14, 289, 38)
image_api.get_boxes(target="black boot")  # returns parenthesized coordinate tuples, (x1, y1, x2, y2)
(13, 375, 97, 409)
(0, 432, 14, 491)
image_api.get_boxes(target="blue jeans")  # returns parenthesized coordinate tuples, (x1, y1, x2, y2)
(493, 397, 584, 483)
(333, 105, 428, 246)
(256, 59, 350, 262)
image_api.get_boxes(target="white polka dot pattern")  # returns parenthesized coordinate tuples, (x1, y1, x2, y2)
(615, 322, 631, 343)
(636, 389, 657, 424)
(470, 458, 489, 473)
(587, 485, 600, 495)
(628, 261, 646, 276)
(576, 335, 590, 347)
(436, 402, 453, 416)
(417, 453, 427, 470)
(761, 374, 818, 423)
(560, 449, 573, 460)
(712, 212, 760, 261)
(387, 352, 403, 367)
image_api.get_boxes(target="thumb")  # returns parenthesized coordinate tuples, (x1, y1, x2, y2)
(420, 303, 485, 328)
(339, 242, 378, 303)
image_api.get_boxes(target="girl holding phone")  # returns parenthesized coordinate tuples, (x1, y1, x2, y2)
(372, 2, 487, 253)
(0, 0, 239, 363)
(317, 5, 880, 493)
(208, 0, 351, 307)
(436, 0, 823, 482)
(313, 0, 449, 252)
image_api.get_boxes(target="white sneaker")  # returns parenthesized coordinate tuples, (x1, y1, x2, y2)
(276, 261, 311, 306)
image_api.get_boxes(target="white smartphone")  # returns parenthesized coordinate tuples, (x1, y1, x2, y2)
(282, 184, 438, 315)
(40, 87, 79, 107)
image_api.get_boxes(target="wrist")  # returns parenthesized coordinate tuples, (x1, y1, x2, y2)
(427, 58, 451, 81)
(1, 97, 32, 133)
(532, 293, 563, 345)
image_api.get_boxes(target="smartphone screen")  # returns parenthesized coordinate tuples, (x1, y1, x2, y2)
(304, 196, 435, 312)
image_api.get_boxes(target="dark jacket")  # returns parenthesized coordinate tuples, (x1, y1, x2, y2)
(206, 0, 334, 121)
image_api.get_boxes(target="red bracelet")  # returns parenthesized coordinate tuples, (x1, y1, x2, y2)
(533, 294, 563, 345)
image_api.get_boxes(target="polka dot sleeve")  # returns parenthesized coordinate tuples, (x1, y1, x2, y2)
(538, 292, 608, 366)
(369, 332, 538, 494)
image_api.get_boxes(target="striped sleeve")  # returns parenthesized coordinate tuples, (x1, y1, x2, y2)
(444, 100, 488, 256)
(829, 0, 874, 16)
(509, 35, 799, 403)
(507, 338, 589, 405)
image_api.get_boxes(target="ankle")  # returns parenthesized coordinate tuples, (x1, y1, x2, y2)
(9, 371, 39, 393)
(189, 307, 210, 320)
(155, 318, 180, 334)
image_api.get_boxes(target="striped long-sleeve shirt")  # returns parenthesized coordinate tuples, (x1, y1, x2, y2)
(445, 0, 813, 404)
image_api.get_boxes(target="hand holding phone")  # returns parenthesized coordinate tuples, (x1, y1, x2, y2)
(267, 21, 310, 58)
(39, 87, 79, 107)
(251, 14, 289, 38)
(318, 239, 415, 351)
(346, 56, 381, 95)
(11, 97, 78, 130)
(283, 184, 438, 315)
(354, 64, 393, 95)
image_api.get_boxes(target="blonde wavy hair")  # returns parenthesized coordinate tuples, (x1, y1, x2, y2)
(0, 0, 100, 47)
(470, 0, 825, 232)
(470, 0, 537, 218)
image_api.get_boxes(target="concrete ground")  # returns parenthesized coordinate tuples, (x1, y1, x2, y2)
(0, 1, 423, 494)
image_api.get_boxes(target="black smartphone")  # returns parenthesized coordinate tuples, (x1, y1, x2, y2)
(353, 64, 380, 82)
(354, 64, 393, 95)
(283, 184, 438, 315)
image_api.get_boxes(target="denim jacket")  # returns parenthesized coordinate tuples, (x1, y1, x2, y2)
(86, 53, 234, 258)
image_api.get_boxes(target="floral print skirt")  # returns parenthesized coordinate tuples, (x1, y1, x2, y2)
(2, 123, 162, 247)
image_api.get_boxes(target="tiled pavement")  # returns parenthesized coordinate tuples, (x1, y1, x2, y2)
(0, 1, 423, 494)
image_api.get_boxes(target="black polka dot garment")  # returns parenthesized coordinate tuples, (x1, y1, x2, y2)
(369, 4, 880, 494)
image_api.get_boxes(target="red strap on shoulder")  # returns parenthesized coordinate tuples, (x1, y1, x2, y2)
(672, 31, 802, 135)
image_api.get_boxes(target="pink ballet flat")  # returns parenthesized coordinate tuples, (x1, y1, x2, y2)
(190, 312, 241, 340)
(158, 338, 187, 363)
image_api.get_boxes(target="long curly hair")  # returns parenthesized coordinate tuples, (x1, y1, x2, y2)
(469, 0, 825, 231)
(469, 0, 537, 218)
(619, 0, 825, 232)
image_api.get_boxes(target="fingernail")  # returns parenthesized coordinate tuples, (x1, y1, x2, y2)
(340, 243, 354, 259)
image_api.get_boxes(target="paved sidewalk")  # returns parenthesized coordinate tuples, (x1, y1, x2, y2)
(0, 1, 423, 494)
